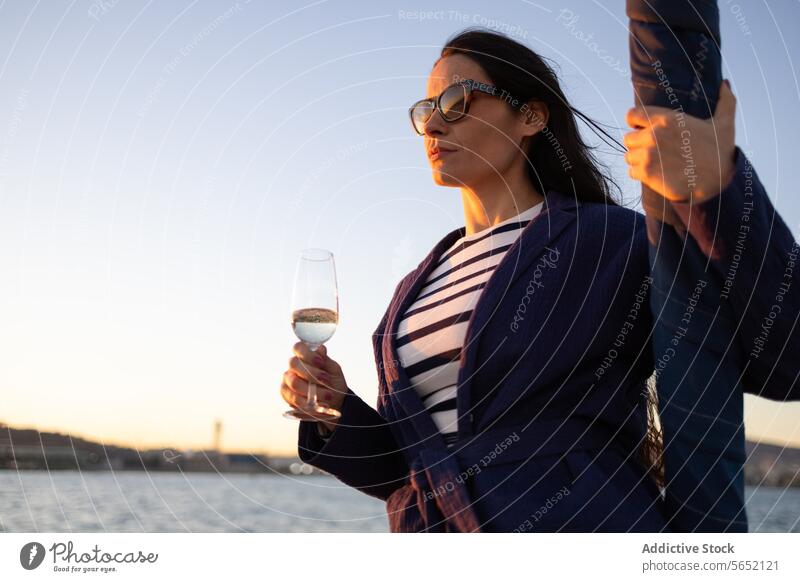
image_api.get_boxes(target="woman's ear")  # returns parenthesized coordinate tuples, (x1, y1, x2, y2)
(520, 100, 549, 137)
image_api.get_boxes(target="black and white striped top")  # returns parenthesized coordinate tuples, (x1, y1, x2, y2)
(395, 202, 545, 447)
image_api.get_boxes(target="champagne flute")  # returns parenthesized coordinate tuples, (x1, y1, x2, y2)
(283, 248, 342, 421)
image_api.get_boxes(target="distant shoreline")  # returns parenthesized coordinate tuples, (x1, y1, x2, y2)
(1, 423, 322, 475)
(1, 468, 797, 488)
(3, 423, 798, 485)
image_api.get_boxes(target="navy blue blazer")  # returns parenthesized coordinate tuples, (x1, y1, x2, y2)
(298, 147, 798, 531)
(294, 187, 692, 531)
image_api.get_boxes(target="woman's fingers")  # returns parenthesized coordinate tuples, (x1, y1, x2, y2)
(293, 341, 323, 366)
(624, 147, 657, 184)
(291, 341, 334, 379)
(625, 104, 670, 130)
(281, 382, 308, 409)
(287, 354, 331, 387)
(624, 79, 737, 204)
(622, 127, 652, 149)
(281, 343, 346, 413)
(282, 371, 334, 403)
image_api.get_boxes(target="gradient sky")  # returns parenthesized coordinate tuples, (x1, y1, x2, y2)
(1, 0, 798, 456)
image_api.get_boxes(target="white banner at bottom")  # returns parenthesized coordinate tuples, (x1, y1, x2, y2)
(0, 533, 797, 581)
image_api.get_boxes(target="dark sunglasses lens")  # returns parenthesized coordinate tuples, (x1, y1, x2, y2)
(440, 84, 467, 121)
(410, 101, 434, 133)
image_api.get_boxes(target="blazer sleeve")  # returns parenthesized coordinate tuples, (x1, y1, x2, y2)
(668, 146, 800, 401)
(297, 387, 410, 501)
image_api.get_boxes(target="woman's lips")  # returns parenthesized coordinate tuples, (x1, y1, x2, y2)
(429, 148, 456, 161)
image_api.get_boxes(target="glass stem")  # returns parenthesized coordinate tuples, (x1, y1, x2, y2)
(307, 343, 320, 410)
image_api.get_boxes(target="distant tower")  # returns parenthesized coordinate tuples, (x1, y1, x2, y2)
(213, 419, 222, 452)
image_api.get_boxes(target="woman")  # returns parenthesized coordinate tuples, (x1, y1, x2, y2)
(279, 28, 782, 532)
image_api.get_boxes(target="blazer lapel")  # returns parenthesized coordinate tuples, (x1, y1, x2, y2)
(381, 189, 579, 447)
(382, 224, 465, 446)
(455, 190, 578, 439)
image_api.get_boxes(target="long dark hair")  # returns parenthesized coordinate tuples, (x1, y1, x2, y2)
(438, 27, 624, 206)
(439, 28, 664, 488)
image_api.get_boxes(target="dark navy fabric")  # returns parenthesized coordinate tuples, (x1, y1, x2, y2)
(628, 0, 800, 532)
(294, 189, 685, 531)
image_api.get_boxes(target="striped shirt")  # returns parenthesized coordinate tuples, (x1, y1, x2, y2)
(395, 202, 545, 447)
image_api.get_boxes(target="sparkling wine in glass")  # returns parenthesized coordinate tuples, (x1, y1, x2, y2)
(283, 248, 342, 421)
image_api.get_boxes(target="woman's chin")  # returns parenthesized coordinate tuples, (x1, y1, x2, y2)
(431, 169, 463, 187)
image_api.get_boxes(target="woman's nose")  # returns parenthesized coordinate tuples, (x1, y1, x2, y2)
(423, 109, 447, 137)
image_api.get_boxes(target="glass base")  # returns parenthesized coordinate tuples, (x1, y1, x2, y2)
(283, 404, 341, 421)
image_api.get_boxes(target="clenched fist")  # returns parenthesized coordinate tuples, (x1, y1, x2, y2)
(624, 79, 737, 205)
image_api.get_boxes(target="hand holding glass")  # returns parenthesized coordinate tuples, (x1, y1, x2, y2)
(283, 248, 342, 421)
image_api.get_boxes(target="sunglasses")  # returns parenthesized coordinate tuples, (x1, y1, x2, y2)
(408, 78, 526, 135)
